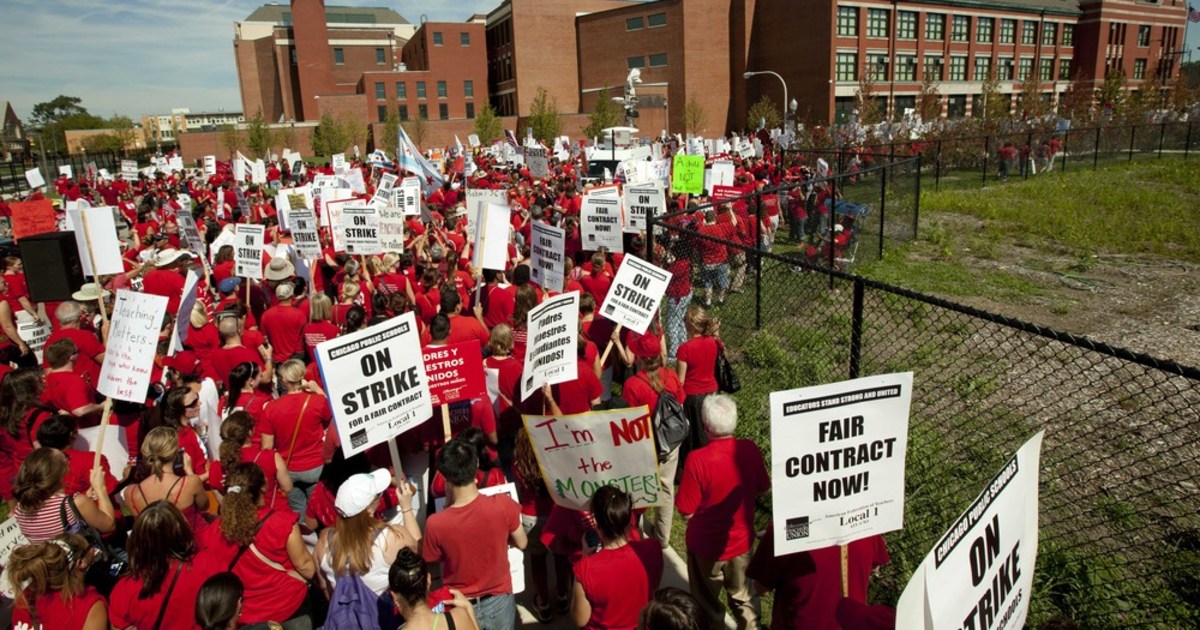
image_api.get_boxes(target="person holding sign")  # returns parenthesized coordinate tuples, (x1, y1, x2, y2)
(262, 359, 332, 517)
(676, 395, 770, 630)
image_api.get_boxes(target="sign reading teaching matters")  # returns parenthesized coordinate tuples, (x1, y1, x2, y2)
(768, 372, 912, 555)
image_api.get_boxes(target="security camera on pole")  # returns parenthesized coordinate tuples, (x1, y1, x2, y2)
(623, 68, 642, 127)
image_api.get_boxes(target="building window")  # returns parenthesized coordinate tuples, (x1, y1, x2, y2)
(376, 48, 385, 64)
(433, 32, 443, 46)
(378, 106, 387, 123)
(836, 52, 857, 82)
(399, 105, 409, 120)
(1022, 21, 1036, 45)
(897, 11, 917, 39)
(648, 13, 667, 27)
(999, 19, 1015, 44)
(464, 80, 474, 98)
(417, 81, 426, 99)
(396, 82, 407, 99)
(975, 56, 992, 81)
(375, 82, 385, 99)
(1062, 24, 1074, 47)
(1134, 58, 1147, 79)
(896, 55, 916, 81)
(1018, 58, 1033, 80)
(461, 32, 470, 46)
(1043, 23, 1057, 46)
(648, 53, 668, 67)
(999, 57, 1015, 80)
(977, 17, 993, 43)
(627, 56, 645, 69)
(439, 104, 449, 120)
(951, 15, 969, 42)
(418, 104, 428, 119)
(466, 103, 475, 119)
(437, 81, 447, 98)
(626, 17, 643, 30)
(924, 55, 944, 81)
(867, 8, 889, 38)
(947, 95, 967, 118)
(949, 56, 967, 81)
(837, 6, 858, 37)
(867, 53, 889, 80)
(926, 13, 945, 41)
(1040, 58, 1053, 80)
(1137, 25, 1151, 47)
(1059, 58, 1071, 80)
(333, 48, 344, 64)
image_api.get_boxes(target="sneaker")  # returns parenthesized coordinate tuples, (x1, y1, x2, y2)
(556, 591, 571, 615)
(531, 596, 553, 624)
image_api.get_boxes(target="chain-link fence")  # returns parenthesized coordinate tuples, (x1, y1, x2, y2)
(647, 176, 1200, 627)
(0, 149, 158, 195)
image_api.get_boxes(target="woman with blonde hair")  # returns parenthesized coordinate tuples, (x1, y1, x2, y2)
(8, 534, 106, 629)
(209, 411, 292, 512)
(13, 448, 115, 543)
(302, 293, 339, 362)
(334, 280, 360, 328)
(675, 305, 722, 464)
(187, 300, 221, 358)
(262, 359, 331, 516)
(122, 426, 209, 532)
(313, 469, 420, 625)
(374, 252, 417, 303)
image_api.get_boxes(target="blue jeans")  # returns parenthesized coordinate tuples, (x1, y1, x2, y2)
(473, 593, 516, 630)
(666, 294, 692, 361)
(287, 465, 323, 518)
(701, 263, 729, 291)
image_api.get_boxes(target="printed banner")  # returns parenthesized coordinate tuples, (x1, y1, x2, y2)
(315, 312, 433, 458)
(599, 254, 672, 335)
(121, 160, 138, 180)
(396, 176, 421, 216)
(581, 194, 623, 252)
(671, 154, 704, 195)
(522, 407, 662, 511)
(290, 209, 322, 260)
(526, 146, 549, 179)
(331, 153, 347, 172)
(98, 290, 168, 402)
(177, 211, 206, 257)
(471, 202, 511, 271)
(622, 181, 665, 233)
(896, 432, 1044, 630)
(371, 172, 398, 209)
(235, 224, 265, 279)
(521, 292, 580, 401)
(341, 204, 382, 255)
(422, 341, 487, 407)
(16, 317, 51, 364)
(530, 221, 565, 293)
(203, 155, 216, 176)
(769, 372, 912, 554)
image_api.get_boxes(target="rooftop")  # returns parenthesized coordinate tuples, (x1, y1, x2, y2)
(244, 3, 409, 25)
(914, 0, 1081, 15)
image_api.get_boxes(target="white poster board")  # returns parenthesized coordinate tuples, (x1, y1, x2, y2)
(58, 165, 73, 179)
(331, 153, 347, 173)
(465, 188, 507, 237)
(896, 431, 1044, 630)
(67, 206, 125, 277)
(471, 202, 511, 272)
(521, 291, 580, 401)
(341, 204, 382, 256)
(97, 290, 168, 402)
(24, 168, 44, 189)
(203, 155, 216, 176)
(526, 146, 549, 179)
(290, 209, 322, 260)
(235, 224, 265, 279)
(378, 205, 406, 253)
(169, 156, 185, 172)
(530, 221, 565, 293)
(468, 134, 481, 148)
(599, 254, 671, 335)
(315, 312, 433, 458)
(371, 173, 399, 209)
(121, 160, 138, 181)
(522, 408, 662, 511)
(711, 159, 735, 188)
(581, 195, 623, 252)
(177, 211, 206, 258)
(397, 176, 421, 216)
(622, 181, 665, 234)
(768, 373, 912, 555)
(16, 317, 51, 364)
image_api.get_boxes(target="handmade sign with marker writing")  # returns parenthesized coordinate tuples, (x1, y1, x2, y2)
(98, 290, 168, 403)
(671, 154, 704, 194)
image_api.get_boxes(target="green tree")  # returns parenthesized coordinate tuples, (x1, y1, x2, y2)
(682, 93, 707, 135)
(746, 95, 782, 130)
(245, 110, 274, 159)
(29, 95, 101, 153)
(1096, 70, 1127, 120)
(584, 87, 623, 139)
(473, 103, 502, 145)
(312, 112, 351, 157)
(343, 115, 367, 156)
(527, 87, 561, 144)
(977, 67, 1010, 125)
(1016, 76, 1048, 121)
(80, 133, 121, 154)
(918, 72, 942, 122)
(219, 124, 244, 159)
(403, 115, 429, 149)
(108, 115, 139, 154)
(1169, 72, 1194, 115)
(382, 97, 401, 158)
(1126, 75, 1165, 123)
(1059, 70, 1095, 123)
(854, 63, 884, 125)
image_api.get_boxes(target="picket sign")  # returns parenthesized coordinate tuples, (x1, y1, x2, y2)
(234, 224, 265, 279)
(529, 221, 566, 294)
(599, 254, 671, 335)
(521, 292, 580, 401)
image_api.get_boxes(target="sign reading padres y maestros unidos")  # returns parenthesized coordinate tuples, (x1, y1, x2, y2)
(521, 292, 580, 401)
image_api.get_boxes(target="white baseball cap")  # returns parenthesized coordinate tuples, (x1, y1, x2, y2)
(334, 469, 392, 518)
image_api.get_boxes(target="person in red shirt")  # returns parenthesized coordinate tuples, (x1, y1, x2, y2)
(481, 269, 515, 329)
(209, 316, 274, 385)
(570, 486, 664, 630)
(261, 359, 332, 516)
(260, 283, 308, 364)
(143, 249, 195, 313)
(579, 252, 613, 306)
(35, 414, 118, 496)
(42, 339, 103, 427)
(695, 209, 735, 307)
(301, 293, 340, 363)
(44, 301, 105, 387)
(676, 394, 771, 630)
(442, 290, 490, 348)
(543, 337, 603, 415)
(422, 436, 527, 630)
(676, 306, 720, 461)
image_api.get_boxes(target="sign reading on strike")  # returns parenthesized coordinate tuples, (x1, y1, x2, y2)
(622, 181, 665, 233)
(396, 176, 421, 216)
(98, 290, 168, 402)
(235, 224, 265, 279)
(521, 292, 579, 401)
(290, 209, 322, 259)
(341, 205, 382, 255)
(768, 372, 912, 555)
(523, 408, 662, 511)
(371, 172, 398, 208)
(530, 221, 565, 293)
(422, 341, 487, 407)
(896, 432, 1044, 630)
(600, 254, 672, 335)
(315, 312, 433, 458)
(581, 195, 623, 252)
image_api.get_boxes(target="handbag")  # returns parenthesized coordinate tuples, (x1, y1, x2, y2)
(59, 495, 124, 597)
(714, 340, 740, 393)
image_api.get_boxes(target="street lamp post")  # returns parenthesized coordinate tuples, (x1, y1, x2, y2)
(744, 70, 788, 128)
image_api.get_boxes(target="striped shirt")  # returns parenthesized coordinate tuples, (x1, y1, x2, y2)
(14, 493, 80, 543)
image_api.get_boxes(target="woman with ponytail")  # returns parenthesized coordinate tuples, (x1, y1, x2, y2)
(207, 411, 292, 511)
(122, 426, 209, 533)
(675, 306, 722, 462)
(220, 362, 269, 445)
(8, 534, 106, 629)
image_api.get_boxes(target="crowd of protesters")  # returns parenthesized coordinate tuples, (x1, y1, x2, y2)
(0, 140, 894, 630)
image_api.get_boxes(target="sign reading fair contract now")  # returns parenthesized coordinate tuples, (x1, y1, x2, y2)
(769, 372, 912, 555)
(600, 254, 672, 335)
(316, 312, 432, 457)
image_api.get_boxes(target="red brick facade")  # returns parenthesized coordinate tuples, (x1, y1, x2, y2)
(363, 23, 489, 127)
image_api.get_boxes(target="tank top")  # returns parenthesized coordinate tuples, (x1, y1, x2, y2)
(319, 527, 397, 596)
(15, 493, 79, 543)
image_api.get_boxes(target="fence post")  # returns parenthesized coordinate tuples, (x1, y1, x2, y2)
(982, 135, 990, 186)
(829, 152, 840, 290)
(1187, 120, 1194, 159)
(1093, 126, 1101, 170)
(1158, 122, 1166, 159)
(878, 161, 887, 260)
(848, 278, 864, 380)
(1023, 132, 1032, 180)
(913, 154, 921, 239)
(1128, 125, 1136, 162)
(934, 140, 942, 191)
(754, 191, 762, 331)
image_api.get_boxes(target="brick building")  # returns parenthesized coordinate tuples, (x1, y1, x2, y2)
(362, 22, 489, 125)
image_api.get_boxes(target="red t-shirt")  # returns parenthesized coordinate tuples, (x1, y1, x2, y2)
(575, 540, 664, 630)
(63, 447, 118, 496)
(554, 359, 603, 414)
(197, 508, 307, 625)
(208, 345, 263, 384)
(302, 320, 339, 362)
(622, 368, 686, 415)
(260, 304, 308, 363)
(422, 493, 521, 597)
(263, 392, 331, 471)
(109, 556, 222, 630)
(143, 268, 187, 313)
(12, 586, 105, 628)
(208, 445, 291, 512)
(676, 437, 770, 561)
(187, 323, 222, 359)
(746, 528, 890, 630)
(446, 314, 490, 348)
(483, 355, 523, 423)
(224, 389, 271, 444)
(483, 284, 516, 329)
(42, 371, 98, 425)
(44, 327, 105, 387)
(677, 336, 719, 396)
(665, 257, 692, 299)
(212, 260, 235, 287)
(579, 272, 613, 306)
(695, 221, 734, 264)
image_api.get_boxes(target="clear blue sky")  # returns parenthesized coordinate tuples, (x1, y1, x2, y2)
(0, 0, 500, 121)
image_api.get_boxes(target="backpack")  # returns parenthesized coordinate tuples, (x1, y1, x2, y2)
(320, 571, 384, 630)
(641, 372, 689, 463)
